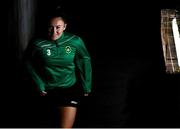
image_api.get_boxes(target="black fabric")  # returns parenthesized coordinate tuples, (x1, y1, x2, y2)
(44, 82, 83, 107)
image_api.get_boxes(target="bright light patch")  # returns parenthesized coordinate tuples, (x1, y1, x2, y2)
(172, 18, 180, 67)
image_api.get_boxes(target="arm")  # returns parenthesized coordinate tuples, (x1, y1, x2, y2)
(75, 37, 92, 95)
(23, 42, 46, 93)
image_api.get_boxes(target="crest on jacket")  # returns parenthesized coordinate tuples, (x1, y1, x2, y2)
(65, 46, 72, 54)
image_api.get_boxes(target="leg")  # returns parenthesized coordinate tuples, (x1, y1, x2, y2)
(58, 106, 77, 128)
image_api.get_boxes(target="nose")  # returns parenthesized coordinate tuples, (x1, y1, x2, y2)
(49, 27, 57, 37)
(52, 27, 57, 34)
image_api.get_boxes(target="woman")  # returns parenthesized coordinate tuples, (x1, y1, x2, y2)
(24, 12, 92, 128)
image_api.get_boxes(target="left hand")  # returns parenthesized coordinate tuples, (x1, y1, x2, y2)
(40, 91, 47, 96)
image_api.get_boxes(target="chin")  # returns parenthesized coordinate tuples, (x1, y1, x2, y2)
(51, 35, 61, 41)
(51, 37, 57, 41)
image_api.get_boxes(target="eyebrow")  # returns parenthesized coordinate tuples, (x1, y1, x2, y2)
(49, 25, 64, 27)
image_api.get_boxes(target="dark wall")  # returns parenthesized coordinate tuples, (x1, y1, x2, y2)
(6, 0, 180, 127)
(5, 0, 37, 126)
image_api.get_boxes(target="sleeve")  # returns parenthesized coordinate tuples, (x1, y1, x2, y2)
(75, 37, 92, 93)
(23, 42, 46, 92)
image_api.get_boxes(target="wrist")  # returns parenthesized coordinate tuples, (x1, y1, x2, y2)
(41, 91, 47, 93)
(84, 92, 90, 96)
(40, 91, 47, 96)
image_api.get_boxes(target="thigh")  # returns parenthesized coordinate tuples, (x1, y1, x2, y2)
(58, 106, 77, 128)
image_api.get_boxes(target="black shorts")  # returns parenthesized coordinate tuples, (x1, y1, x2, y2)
(44, 83, 83, 107)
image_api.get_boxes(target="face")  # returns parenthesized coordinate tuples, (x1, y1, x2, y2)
(48, 17, 67, 41)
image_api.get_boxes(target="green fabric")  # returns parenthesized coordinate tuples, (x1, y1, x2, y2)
(25, 32, 92, 93)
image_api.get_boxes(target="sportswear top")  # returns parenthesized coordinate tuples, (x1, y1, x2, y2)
(25, 32, 92, 93)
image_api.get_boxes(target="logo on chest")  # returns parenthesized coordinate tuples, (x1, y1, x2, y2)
(45, 46, 72, 56)
(65, 46, 72, 54)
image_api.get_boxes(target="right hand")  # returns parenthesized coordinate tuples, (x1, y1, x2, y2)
(40, 91, 47, 96)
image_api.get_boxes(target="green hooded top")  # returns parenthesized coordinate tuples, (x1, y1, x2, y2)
(25, 32, 92, 93)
